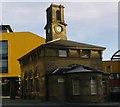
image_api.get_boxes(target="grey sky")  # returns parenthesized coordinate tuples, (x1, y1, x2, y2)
(1, 2, 118, 60)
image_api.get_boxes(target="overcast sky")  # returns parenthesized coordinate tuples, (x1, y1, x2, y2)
(1, 2, 118, 60)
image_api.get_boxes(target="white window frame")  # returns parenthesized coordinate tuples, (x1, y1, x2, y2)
(90, 77, 97, 95)
(58, 49, 67, 57)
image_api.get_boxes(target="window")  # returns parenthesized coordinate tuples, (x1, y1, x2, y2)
(34, 67, 40, 92)
(72, 78, 80, 95)
(110, 74, 114, 79)
(24, 72, 28, 80)
(102, 79, 107, 95)
(81, 50, 90, 58)
(34, 67, 40, 78)
(58, 78, 64, 83)
(117, 73, 120, 79)
(0, 41, 8, 73)
(0, 59, 7, 67)
(110, 73, 120, 79)
(90, 77, 97, 95)
(24, 72, 28, 92)
(105, 66, 112, 73)
(0, 47, 8, 54)
(0, 59, 8, 71)
(30, 79, 33, 92)
(24, 80, 27, 93)
(28, 71, 33, 92)
(56, 10, 61, 21)
(35, 78, 40, 92)
(58, 49, 67, 57)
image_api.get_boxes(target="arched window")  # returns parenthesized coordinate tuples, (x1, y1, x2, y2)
(56, 10, 61, 21)
(28, 71, 33, 92)
(34, 67, 40, 92)
(24, 72, 28, 93)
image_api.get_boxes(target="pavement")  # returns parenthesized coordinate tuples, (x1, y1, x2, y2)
(1, 99, 120, 107)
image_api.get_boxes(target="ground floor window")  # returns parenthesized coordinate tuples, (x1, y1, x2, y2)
(29, 79, 33, 92)
(28, 71, 33, 92)
(72, 78, 80, 95)
(90, 77, 97, 95)
(57, 78, 64, 83)
(35, 78, 40, 92)
(102, 79, 107, 95)
(34, 68, 40, 92)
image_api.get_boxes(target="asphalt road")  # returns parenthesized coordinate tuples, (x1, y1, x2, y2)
(1, 99, 120, 107)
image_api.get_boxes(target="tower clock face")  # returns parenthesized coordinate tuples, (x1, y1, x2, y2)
(55, 25, 62, 33)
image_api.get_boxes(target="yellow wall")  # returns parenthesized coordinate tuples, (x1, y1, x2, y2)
(0, 32, 45, 77)
(102, 60, 120, 73)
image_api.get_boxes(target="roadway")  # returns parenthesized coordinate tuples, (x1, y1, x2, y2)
(1, 99, 120, 107)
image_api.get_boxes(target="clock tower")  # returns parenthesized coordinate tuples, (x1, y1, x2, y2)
(44, 4, 67, 42)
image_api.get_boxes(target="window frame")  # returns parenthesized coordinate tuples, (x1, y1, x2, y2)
(90, 77, 98, 95)
(0, 40, 8, 73)
(72, 78, 80, 96)
(81, 49, 90, 58)
(58, 49, 67, 57)
(56, 10, 61, 21)
(34, 67, 40, 92)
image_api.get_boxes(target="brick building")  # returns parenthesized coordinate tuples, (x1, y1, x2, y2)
(18, 4, 110, 102)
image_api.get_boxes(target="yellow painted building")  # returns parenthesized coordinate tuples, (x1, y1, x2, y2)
(102, 50, 120, 75)
(102, 60, 120, 73)
(0, 25, 45, 98)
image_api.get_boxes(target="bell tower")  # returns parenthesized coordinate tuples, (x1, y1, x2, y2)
(44, 4, 67, 42)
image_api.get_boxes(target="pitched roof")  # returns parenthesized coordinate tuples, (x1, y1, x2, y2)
(42, 39, 106, 50)
(18, 39, 106, 61)
(48, 64, 109, 75)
